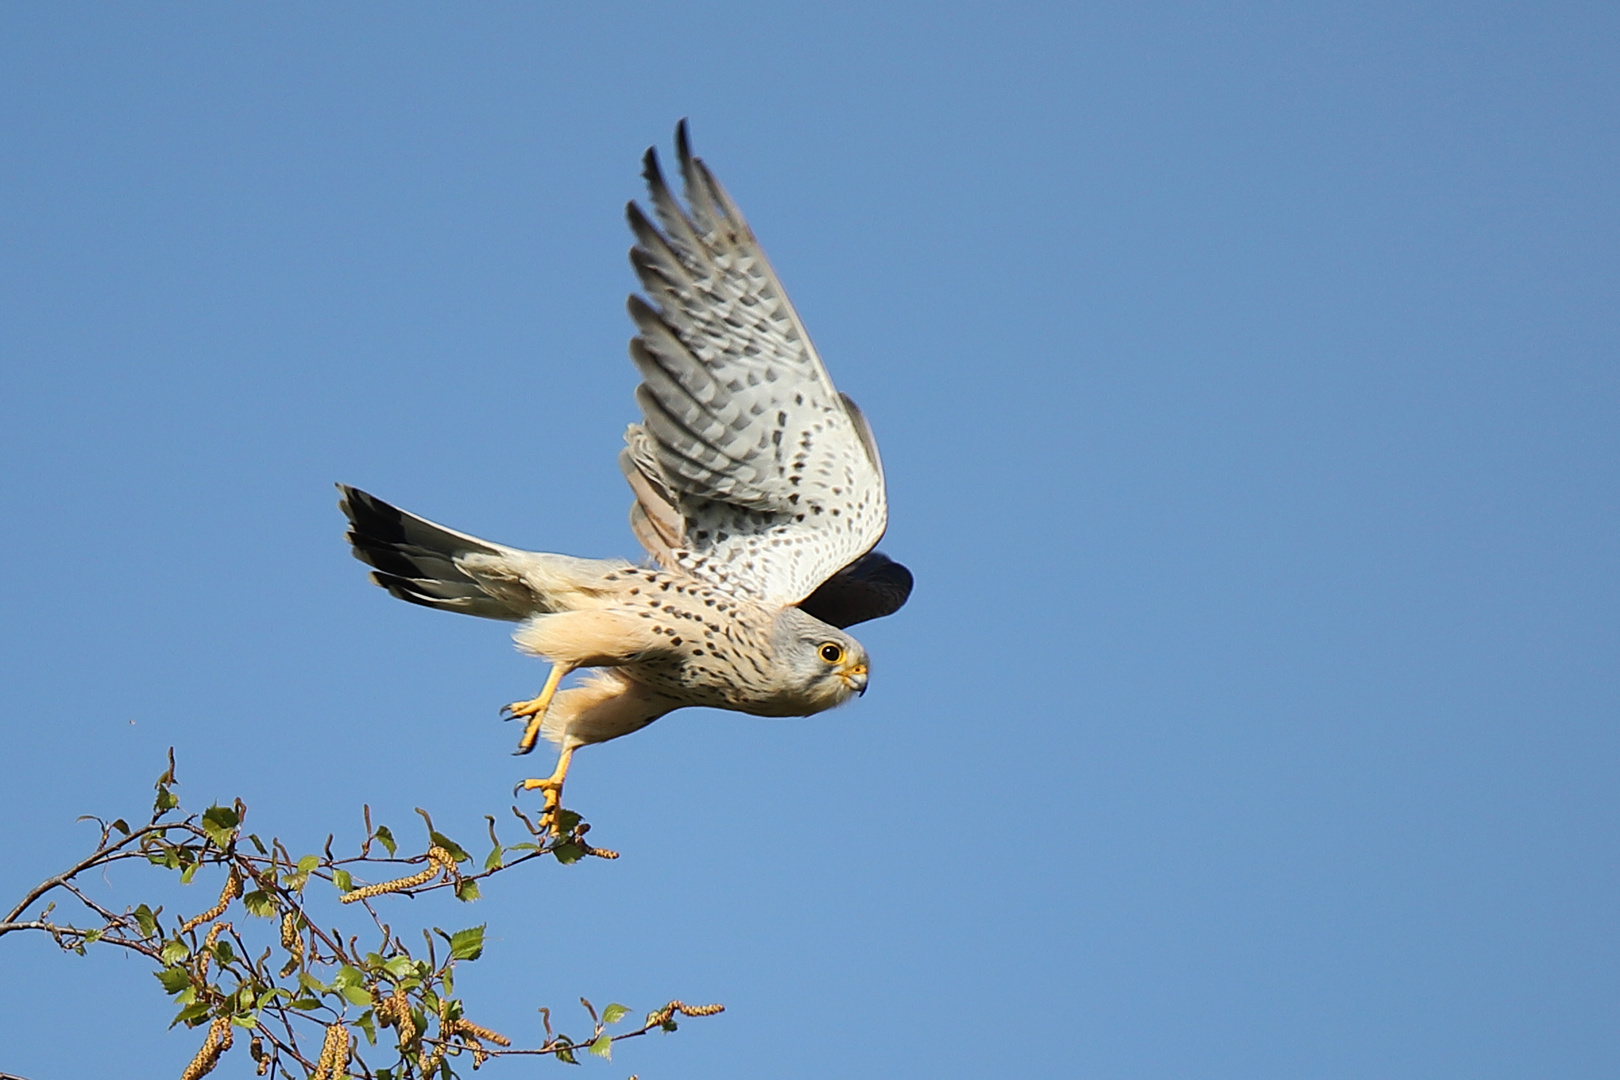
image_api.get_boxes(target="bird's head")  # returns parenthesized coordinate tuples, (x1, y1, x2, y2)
(771, 606, 870, 713)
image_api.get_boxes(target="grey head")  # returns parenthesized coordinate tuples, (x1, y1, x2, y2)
(767, 606, 871, 716)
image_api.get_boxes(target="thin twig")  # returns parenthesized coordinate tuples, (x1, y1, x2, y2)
(2, 758, 720, 1078)
(0, 823, 165, 930)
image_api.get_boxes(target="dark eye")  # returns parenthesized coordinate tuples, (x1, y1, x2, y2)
(819, 643, 844, 664)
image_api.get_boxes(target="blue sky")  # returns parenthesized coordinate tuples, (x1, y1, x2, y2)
(1, 4, 1615, 1077)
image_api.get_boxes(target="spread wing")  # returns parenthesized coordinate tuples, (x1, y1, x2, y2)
(620, 121, 891, 607)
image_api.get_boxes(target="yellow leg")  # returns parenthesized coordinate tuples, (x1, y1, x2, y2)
(519, 745, 575, 835)
(502, 663, 573, 755)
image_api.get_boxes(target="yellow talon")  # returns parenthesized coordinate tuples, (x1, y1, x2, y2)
(519, 745, 575, 836)
(503, 663, 573, 755)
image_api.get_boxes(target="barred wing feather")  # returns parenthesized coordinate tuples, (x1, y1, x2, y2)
(622, 122, 888, 607)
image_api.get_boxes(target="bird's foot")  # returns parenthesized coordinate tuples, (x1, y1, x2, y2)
(518, 775, 564, 833)
(501, 696, 551, 755)
(515, 746, 575, 839)
(501, 663, 571, 755)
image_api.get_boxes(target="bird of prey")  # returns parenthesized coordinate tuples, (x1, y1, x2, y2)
(339, 122, 912, 832)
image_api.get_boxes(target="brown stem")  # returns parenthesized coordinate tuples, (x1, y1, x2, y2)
(1, 823, 165, 931)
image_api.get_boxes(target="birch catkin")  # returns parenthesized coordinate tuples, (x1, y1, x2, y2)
(339, 847, 457, 903)
(178, 1016, 233, 1080)
(310, 1022, 349, 1080)
(179, 868, 242, 934)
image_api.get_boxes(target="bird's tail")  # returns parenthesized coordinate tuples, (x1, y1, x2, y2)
(338, 484, 533, 621)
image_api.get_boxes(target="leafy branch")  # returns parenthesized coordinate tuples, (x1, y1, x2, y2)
(0, 751, 721, 1079)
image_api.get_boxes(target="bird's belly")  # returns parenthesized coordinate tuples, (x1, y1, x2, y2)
(620, 658, 814, 717)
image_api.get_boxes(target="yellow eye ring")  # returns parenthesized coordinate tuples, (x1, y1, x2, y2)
(819, 643, 844, 664)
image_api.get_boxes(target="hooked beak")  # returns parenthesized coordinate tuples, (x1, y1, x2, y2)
(841, 662, 869, 697)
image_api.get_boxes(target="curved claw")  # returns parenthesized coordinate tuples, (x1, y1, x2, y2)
(514, 746, 575, 837)
(504, 663, 572, 754)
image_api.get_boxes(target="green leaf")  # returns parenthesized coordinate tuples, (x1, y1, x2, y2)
(554, 809, 582, 834)
(484, 845, 504, 871)
(382, 956, 416, 980)
(247, 833, 268, 855)
(374, 825, 397, 857)
(160, 939, 189, 964)
(602, 1003, 630, 1025)
(212, 939, 235, 965)
(298, 971, 326, 995)
(551, 841, 583, 865)
(447, 926, 485, 962)
(154, 785, 179, 813)
(155, 967, 192, 994)
(179, 862, 200, 884)
(133, 904, 158, 937)
(241, 890, 275, 917)
(110, 818, 131, 835)
(203, 804, 240, 829)
(554, 1046, 578, 1065)
(171, 1000, 212, 1028)
(231, 1014, 258, 1029)
(281, 862, 311, 892)
(588, 1033, 612, 1060)
(507, 842, 540, 853)
(289, 997, 322, 1011)
(454, 879, 480, 903)
(341, 984, 374, 1007)
(201, 805, 240, 847)
(333, 868, 354, 893)
(355, 1008, 378, 1045)
(333, 965, 367, 988)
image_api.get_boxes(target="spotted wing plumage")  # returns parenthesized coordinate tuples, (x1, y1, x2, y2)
(622, 122, 889, 607)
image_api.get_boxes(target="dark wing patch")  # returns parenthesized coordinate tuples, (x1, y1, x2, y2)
(795, 551, 913, 629)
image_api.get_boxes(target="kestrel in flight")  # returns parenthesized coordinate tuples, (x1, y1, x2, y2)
(339, 122, 912, 831)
